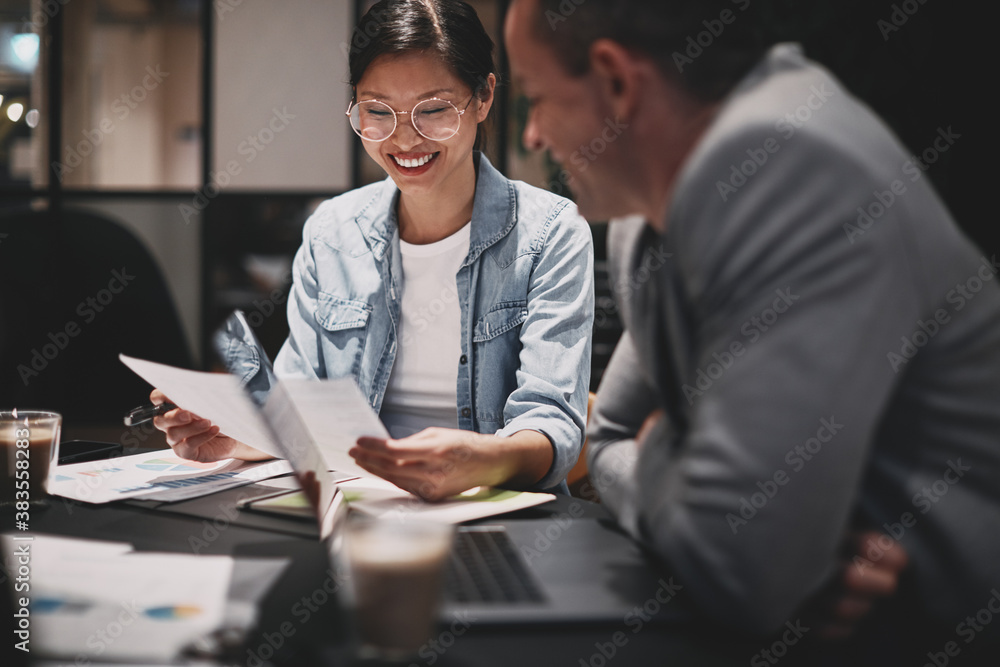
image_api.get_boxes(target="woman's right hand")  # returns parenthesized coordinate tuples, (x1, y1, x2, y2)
(149, 389, 269, 462)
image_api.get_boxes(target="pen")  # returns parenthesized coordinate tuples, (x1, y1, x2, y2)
(123, 402, 177, 426)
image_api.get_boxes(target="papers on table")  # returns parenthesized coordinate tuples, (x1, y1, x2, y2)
(0, 534, 234, 663)
(48, 449, 293, 504)
(342, 477, 556, 523)
(119, 353, 388, 479)
(116, 353, 556, 524)
(241, 476, 556, 524)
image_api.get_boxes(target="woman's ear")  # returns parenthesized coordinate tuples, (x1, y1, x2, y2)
(476, 72, 497, 122)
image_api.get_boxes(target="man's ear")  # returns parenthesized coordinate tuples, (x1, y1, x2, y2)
(588, 39, 641, 122)
(476, 72, 497, 122)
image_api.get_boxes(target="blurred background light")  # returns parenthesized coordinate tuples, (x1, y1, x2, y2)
(11, 33, 39, 67)
(7, 102, 24, 122)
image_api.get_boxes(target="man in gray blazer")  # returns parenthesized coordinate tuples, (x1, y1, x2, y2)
(506, 0, 999, 661)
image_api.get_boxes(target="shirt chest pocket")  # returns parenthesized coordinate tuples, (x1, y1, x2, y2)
(472, 302, 527, 343)
(316, 293, 371, 331)
(472, 250, 533, 343)
(471, 302, 526, 424)
(315, 293, 372, 375)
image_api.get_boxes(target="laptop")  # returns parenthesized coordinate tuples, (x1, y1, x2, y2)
(213, 310, 685, 625)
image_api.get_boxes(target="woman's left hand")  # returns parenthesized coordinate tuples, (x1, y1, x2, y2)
(350, 428, 551, 501)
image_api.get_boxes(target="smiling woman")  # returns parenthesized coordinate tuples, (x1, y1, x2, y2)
(347, 50, 489, 229)
(150, 0, 596, 501)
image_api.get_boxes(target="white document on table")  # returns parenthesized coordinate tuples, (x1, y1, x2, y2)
(48, 450, 293, 504)
(239, 478, 557, 524)
(1, 534, 232, 663)
(339, 476, 557, 524)
(119, 354, 388, 479)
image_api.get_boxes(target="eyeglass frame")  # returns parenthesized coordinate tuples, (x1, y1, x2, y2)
(345, 94, 477, 143)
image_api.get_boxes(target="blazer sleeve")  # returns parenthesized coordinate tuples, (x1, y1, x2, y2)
(609, 126, 926, 634)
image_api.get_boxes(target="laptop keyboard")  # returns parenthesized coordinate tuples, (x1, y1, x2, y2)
(444, 526, 546, 604)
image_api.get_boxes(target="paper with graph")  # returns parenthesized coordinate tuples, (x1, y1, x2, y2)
(48, 450, 293, 504)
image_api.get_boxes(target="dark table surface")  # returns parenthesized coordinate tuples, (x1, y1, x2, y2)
(16, 477, 767, 667)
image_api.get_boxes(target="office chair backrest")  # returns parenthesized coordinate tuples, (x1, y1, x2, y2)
(0, 207, 194, 424)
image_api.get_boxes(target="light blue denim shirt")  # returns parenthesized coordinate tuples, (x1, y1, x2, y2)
(274, 154, 594, 491)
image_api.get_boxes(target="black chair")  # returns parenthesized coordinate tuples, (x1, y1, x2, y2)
(0, 207, 194, 425)
(590, 221, 623, 392)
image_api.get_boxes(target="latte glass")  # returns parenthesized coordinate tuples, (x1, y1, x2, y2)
(0, 410, 62, 508)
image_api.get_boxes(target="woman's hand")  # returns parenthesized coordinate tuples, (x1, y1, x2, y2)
(148, 388, 271, 463)
(350, 428, 552, 501)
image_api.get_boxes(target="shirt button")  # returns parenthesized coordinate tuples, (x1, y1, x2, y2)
(459, 354, 468, 365)
(461, 407, 471, 418)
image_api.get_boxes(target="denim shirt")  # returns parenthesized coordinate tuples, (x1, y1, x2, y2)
(274, 154, 594, 491)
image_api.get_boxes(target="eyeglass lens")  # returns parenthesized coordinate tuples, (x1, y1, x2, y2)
(350, 99, 461, 141)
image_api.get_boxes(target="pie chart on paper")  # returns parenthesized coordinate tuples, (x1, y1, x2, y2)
(144, 605, 204, 620)
(135, 458, 218, 473)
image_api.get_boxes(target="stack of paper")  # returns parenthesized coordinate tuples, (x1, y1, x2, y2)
(341, 477, 556, 523)
(48, 451, 293, 504)
(241, 475, 556, 524)
(1, 534, 232, 663)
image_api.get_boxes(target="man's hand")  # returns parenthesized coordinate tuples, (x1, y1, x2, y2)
(809, 529, 910, 640)
(636, 409, 665, 449)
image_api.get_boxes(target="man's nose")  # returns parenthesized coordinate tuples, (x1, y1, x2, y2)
(522, 108, 544, 152)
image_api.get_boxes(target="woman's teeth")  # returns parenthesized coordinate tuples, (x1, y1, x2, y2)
(393, 154, 435, 168)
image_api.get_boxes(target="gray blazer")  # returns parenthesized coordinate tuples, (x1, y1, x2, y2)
(588, 43, 1000, 634)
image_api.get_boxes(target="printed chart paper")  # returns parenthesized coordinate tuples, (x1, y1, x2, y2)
(48, 450, 292, 504)
(1, 534, 232, 662)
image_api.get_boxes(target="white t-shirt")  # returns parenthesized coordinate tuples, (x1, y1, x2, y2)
(380, 222, 471, 439)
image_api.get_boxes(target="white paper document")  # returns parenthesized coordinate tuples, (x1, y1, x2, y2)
(119, 354, 282, 457)
(283, 377, 389, 476)
(242, 477, 556, 524)
(48, 450, 293, 504)
(340, 477, 556, 523)
(119, 354, 389, 479)
(1, 534, 232, 663)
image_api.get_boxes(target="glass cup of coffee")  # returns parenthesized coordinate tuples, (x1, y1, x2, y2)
(0, 410, 62, 509)
(343, 514, 455, 662)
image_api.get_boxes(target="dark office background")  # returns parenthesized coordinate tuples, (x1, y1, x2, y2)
(0, 0, 990, 427)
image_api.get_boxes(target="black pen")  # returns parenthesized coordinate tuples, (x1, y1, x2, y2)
(123, 402, 178, 426)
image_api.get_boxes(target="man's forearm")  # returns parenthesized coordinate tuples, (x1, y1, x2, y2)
(589, 437, 641, 536)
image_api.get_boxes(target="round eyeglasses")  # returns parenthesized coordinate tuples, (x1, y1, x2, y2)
(346, 96, 473, 142)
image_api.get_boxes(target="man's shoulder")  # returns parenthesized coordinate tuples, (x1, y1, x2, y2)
(684, 43, 903, 192)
